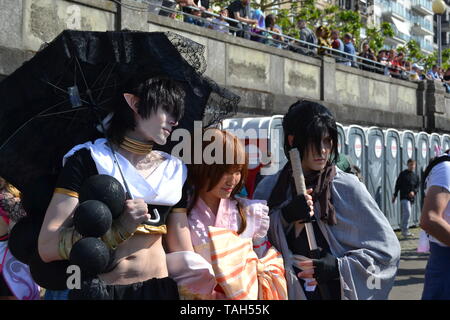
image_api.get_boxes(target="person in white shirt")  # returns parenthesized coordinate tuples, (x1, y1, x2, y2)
(420, 150, 450, 300)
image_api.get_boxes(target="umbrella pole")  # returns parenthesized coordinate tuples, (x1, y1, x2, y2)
(289, 148, 331, 300)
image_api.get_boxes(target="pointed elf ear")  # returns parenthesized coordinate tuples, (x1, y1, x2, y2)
(123, 93, 139, 113)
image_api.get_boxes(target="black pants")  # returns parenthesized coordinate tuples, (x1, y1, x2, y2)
(69, 277, 179, 300)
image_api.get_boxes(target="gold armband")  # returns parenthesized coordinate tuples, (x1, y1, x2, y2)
(101, 220, 135, 250)
(58, 227, 83, 260)
(171, 208, 187, 214)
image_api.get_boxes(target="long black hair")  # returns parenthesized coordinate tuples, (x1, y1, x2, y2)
(106, 76, 186, 145)
(282, 100, 339, 163)
(265, 14, 276, 29)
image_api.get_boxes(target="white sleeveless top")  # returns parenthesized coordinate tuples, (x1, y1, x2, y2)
(425, 160, 450, 247)
(63, 138, 187, 206)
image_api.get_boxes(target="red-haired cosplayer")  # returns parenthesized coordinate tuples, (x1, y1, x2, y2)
(166, 129, 287, 299)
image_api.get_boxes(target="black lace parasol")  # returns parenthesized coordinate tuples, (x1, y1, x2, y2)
(0, 30, 239, 194)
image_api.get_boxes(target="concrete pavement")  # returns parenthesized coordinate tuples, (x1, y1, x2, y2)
(389, 227, 429, 300)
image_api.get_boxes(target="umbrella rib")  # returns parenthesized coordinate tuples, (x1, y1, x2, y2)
(90, 64, 109, 89)
(35, 107, 89, 118)
(0, 98, 88, 153)
(42, 80, 92, 106)
(95, 63, 118, 103)
(0, 113, 49, 153)
(90, 85, 118, 93)
(70, 59, 132, 199)
(74, 57, 96, 106)
(91, 62, 116, 92)
(97, 96, 115, 107)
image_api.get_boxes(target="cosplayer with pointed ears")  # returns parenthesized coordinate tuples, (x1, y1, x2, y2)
(38, 77, 188, 299)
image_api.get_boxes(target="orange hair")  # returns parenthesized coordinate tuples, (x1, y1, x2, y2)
(187, 129, 248, 234)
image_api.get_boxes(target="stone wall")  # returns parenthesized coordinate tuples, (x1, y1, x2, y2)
(0, 0, 448, 133)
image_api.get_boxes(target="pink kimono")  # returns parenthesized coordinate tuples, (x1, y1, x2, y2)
(167, 197, 287, 300)
(0, 201, 40, 300)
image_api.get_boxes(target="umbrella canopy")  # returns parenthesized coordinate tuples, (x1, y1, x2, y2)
(0, 30, 239, 193)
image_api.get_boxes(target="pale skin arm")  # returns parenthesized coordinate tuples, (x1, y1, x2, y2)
(420, 186, 450, 247)
(176, 0, 198, 7)
(38, 193, 79, 263)
(272, 27, 284, 42)
(165, 211, 194, 252)
(234, 12, 257, 25)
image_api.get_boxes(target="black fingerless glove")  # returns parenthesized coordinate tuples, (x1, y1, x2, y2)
(281, 194, 311, 223)
(312, 251, 339, 284)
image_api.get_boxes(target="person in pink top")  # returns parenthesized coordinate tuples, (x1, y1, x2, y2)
(165, 129, 287, 300)
(0, 177, 40, 300)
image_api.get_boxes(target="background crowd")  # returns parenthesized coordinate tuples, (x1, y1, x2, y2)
(155, 0, 450, 92)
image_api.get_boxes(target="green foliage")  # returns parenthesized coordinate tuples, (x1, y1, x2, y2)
(210, 0, 362, 44)
(278, 0, 363, 47)
(397, 40, 424, 62)
(208, 0, 450, 71)
(444, 49, 450, 70)
(422, 49, 450, 70)
(334, 10, 362, 40)
(365, 22, 394, 53)
(275, 8, 298, 38)
(395, 40, 450, 70)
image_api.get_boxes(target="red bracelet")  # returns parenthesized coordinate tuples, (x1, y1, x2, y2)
(253, 240, 271, 249)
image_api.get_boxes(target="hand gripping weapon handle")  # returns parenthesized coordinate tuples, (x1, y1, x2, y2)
(289, 148, 331, 300)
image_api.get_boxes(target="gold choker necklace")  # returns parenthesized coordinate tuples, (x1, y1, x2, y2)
(120, 136, 153, 155)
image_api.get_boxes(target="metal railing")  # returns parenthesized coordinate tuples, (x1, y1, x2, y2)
(148, 1, 422, 80)
(412, 36, 434, 52)
(411, 0, 433, 12)
(381, 0, 407, 19)
(412, 15, 433, 32)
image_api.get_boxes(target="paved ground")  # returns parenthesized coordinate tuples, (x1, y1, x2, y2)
(388, 227, 429, 300)
(37, 227, 430, 300)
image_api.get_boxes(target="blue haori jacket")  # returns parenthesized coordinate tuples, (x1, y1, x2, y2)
(254, 166, 401, 300)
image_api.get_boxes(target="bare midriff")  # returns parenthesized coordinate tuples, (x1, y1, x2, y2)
(98, 233, 167, 285)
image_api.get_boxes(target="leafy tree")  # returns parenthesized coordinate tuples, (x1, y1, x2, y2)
(334, 9, 362, 41)
(275, 8, 299, 38)
(209, 0, 450, 69)
(397, 39, 425, 62)
(421, 49, 450, 70)
(287, 0, 363, 46)
(365, 22, 394, 53)
(395, 39, 450, 70)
